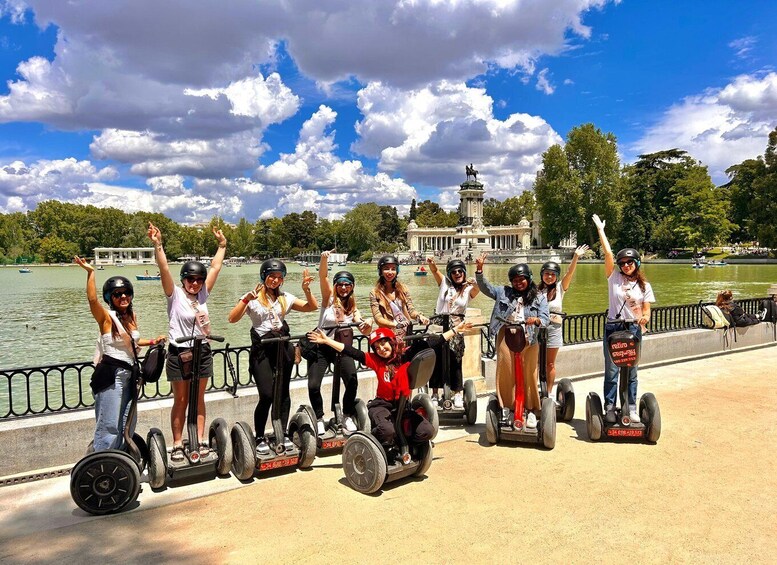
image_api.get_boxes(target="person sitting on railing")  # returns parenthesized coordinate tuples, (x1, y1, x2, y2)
(307, 323, 469, 447)
(715, 290, 761, 327)
(426, 257, 479, 408)
(74, 256, 166, 452)
(593, 213, 655, 424)
(228, 259, 317, 456)
(475, 253, 549, 429)
(537, 245, 588, 403)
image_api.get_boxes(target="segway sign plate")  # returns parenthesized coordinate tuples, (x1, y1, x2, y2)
(608, 332, 639, 368)
(606, 427, 644, 438)
(321, 438, 346, 450)
(258, 456, 299, 472)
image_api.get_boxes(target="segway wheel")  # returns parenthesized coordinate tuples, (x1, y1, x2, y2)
(639, 392, 661, 443)
(70, 450, 141, 515)
(414, 441, 434, 477)
(586, 393, 603, 441)
(342, 432, 387, 494)
(411, 393, 439, 440)
(354, 398, 371, 433)
(485, 396, 500, 445)
(146, 428, 167, 490)
(541, 397, 556, 449)
(556, 378, 575, 422)
(209, 418, 233, 476)
(463, 379, 477, 425)
(295, 425, 317, 469)
(230, 421, 256, 481)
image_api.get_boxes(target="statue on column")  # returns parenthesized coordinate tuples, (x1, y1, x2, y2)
(465, 163, 479, 181)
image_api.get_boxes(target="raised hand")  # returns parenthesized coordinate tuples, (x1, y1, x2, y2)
(301, 268, 314, 290)
(575, 244, 590, 257)
(475, 252, 487, 271)
(147, 222, 162, 246)
(592, 214, 605, 231)
(74, 255, 94, 272)
(213, 227, 227, 247)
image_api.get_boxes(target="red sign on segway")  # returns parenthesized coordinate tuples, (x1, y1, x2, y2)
(259, 456, 299, 471)
(321, 439, 346, 450)
(606, 428, 644, 438)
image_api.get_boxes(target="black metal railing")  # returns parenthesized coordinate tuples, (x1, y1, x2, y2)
(2, 299, 771, 420)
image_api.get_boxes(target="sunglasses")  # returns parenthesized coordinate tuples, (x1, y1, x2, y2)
(112, 290, 131, 299)
(184, 276, 205, 284)
(450, 269, 465, 276)
(618, 259, 636, 267)
(335, 281, 353, 287)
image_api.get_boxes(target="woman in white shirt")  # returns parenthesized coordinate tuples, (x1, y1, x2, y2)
(148, 222, 227, 462)
(228, 259, 317, 455)
(593, 214, 656, 424)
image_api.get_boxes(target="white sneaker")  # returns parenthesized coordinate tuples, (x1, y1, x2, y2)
(628, 405, 641, 424)
(525, 412, 537, 429)
(605, 404, 616, 424)
(317, 419, 326, 436)
(283, 436, 295, 452)
(431, 394, 439, 408)
(343, 416, 357, 433)
(453, 391, 464, 409)
(256, 439, 270, 456)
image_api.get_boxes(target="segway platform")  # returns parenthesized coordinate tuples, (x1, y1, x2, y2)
(485, 395, 556, 448)
(435, 380, 477, 425)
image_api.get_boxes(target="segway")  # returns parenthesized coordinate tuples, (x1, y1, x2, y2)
(403, 328, 440, 439)
(316, 323, 371, 454)
(144, 334, 234, 487)
(432, 314, 478, 425)
(484, 321, 556, 449)
(547, 312, 575, 422)
(585, 320, 661, 443)
(341, 348, 437, 494)
(230, 333, 317, 480)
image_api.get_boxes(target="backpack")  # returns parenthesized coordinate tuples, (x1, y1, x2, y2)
(140, 343, 167, 383)
(759, 299, 777, 324)
(700, 304, 730, 330)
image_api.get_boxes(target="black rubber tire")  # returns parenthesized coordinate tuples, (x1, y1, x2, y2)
(414, 441, 434, 477)
(342, 432, 387, 494)
(295, 425, 317, 469)
(485, 396, 500, 445)
(230, 421, 256, 480)
(411, 393, 439, 440)
(209, 418, 233, 476)
(463, 379, 477, 425)
(586, 393, 602, 441)
(354, 398, 371, 433)
(541, 397, 556, 449)
(70, 450, 141, 515)
(640, 392, 661, 443)
(557, 378, 575, 422)
(146, 428, 167, 489)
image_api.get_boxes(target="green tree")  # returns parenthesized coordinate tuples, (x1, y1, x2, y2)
(408, 198, 417, 220)
(230, 218, 255, 257)
(415, 200, 458, 227)
(378, 205, 403, 245)
(534, 145, 583, 246)
(483, 193, 535, 226)
(38, 234, 79, 263)
(342, 203, 381, 257)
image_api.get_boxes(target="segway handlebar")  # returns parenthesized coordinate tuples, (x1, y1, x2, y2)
(259, 333, 308, 344)
(320, 322, 363, 330)
(175, 334, 224, 344)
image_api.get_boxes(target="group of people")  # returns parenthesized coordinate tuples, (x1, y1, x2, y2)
(77, 213, 657, 459)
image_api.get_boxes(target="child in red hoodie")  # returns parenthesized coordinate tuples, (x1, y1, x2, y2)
(308, 322, 468, 445)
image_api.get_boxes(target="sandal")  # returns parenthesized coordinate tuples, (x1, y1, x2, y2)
(171, 445, 185, 462)
(198, 442, 211, 456)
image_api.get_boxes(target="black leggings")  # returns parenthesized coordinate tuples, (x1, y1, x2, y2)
(307, 346, 358, 419)
(429, 341, 463, 391)
(250, 342, 293, 440)
(368, 398, 433, 446)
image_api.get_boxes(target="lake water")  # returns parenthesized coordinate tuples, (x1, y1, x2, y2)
(1, 261, 776, 369)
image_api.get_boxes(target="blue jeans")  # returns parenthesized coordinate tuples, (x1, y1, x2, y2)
(93, 367, 136, 451)
(603, 322, 642, 408)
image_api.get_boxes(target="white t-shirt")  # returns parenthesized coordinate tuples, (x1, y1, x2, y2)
(435, 278, 473, 317)
(95, 310, 140, 364)
(607, 271, 655, 321)
(167, 285, 209, 347)
(318, 297, 357, 337)
(542, 285, 565, 325)
(246, 292, 297, 337)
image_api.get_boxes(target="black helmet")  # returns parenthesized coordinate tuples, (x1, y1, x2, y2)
(260, 259, 287, 282)
(333, 271, 355, 285)
(508, 263, 532, 283)
(102, 276, 134, 305)
(540, 261, 561, 278)
(180, 261, 207, 281)
(377, 255, 400, 275)
(446, 259, 467, 280)
(615, 248, 641, 271)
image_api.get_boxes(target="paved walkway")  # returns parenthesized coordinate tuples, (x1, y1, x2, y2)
(1, 345, 776, 564)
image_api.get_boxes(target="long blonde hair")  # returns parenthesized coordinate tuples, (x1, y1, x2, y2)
(256, 284, 287, 313)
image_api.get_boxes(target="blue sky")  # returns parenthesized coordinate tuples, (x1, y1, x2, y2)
(0, 0, 775, 223)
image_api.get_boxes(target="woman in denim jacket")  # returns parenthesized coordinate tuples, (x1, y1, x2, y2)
(475, 253, 549, 428)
